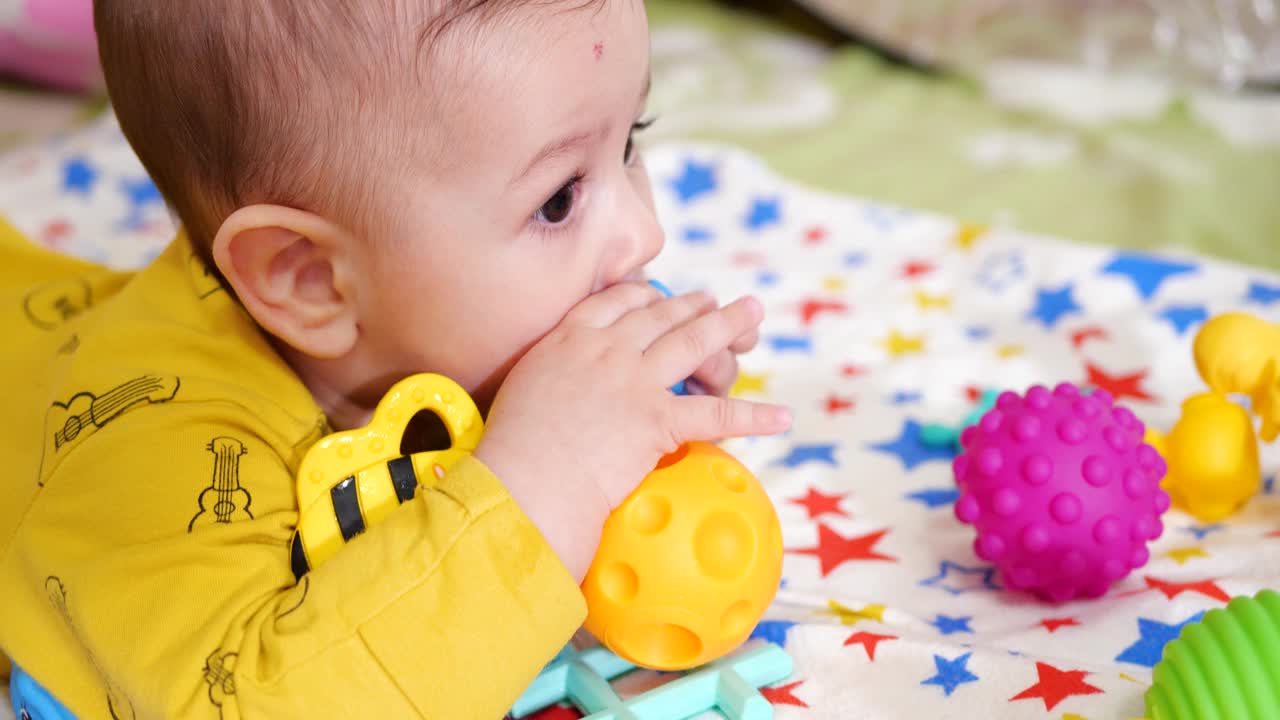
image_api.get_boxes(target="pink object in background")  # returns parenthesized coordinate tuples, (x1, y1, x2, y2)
(0, 0, 100, 92)
(953, 383, 1171, 603)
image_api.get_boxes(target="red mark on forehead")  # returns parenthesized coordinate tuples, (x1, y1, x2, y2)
(593, 41, 605, 60)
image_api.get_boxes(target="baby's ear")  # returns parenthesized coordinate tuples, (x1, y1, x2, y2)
(212, 206, 359, 359)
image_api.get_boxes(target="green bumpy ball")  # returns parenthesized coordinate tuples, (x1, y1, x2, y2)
(1146, 589, 1280, 720)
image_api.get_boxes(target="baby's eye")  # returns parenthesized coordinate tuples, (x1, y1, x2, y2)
(625, 117, 657, 167)
(535, 177, 580, 225)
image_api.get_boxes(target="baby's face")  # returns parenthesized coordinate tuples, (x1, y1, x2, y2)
(354, 0, 661, 409)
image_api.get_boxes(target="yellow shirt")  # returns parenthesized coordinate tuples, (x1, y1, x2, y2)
(0, 218, 586, 719)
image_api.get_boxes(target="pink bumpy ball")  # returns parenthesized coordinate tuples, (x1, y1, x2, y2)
(953, 383, 1171, 602)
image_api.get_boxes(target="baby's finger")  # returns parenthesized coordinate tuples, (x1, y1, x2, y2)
(562, 283, 662, 329)
(691, 349, 738, 397)
(729, 328, 760, 355)
(611, 291, 716, 349)
(668, 395, 792, 445)
(645, 296, 763, 385)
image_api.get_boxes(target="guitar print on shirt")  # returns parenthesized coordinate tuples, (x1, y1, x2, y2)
(38, 375, 181, 485)
(189, 436, 254, 532)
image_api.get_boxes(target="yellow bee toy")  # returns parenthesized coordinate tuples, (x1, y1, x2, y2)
(290, 374, 484, 577)
(289, 374, 783, 671)
(1145, 312, 1279, 522)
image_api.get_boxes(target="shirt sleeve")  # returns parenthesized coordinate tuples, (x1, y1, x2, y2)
(27, 401, 587, 719)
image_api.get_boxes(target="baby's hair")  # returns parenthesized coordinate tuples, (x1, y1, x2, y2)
(95, 0, 602, 282)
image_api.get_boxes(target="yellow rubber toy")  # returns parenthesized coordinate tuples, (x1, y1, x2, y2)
(581, 442, 785, 671)
(1194, 312, 1280, 441)
(1145, 393, 1261, 523)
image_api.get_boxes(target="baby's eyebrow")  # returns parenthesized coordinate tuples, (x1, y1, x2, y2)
(510, 64, 652, 189)
(511, 128, 602, 188)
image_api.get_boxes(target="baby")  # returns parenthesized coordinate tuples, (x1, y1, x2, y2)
(0, 0, 792, 718)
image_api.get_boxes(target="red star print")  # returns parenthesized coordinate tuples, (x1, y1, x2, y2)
(1085, 363, 1156, 402)
(1039, 617, 1080, 633)
(1071, 326, 1109, 348)
(825, 394, 855, 416)
(42, 219, 72, 247)
(1010, 662, 1103, 711)
(790, 487, 850, 520)
(1145, 576, 1230, 602)
(840, 364, 865, 379)
(731, 251, 767, 267)
(528, 705, 582, 720)
(804, 226, 829, 245)
(902, 260, 935, 278)
(789, 524, 895, 576)
(844, 631, 897, 660)
(1267, 529, 1280, 538)
(964, 385, 985, 403)
(800, 299, 850, 326)
(762, 681, 809, 708)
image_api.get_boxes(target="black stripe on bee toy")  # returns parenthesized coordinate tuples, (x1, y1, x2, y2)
(388, 456, 418, 503)
(331, 477, 365, 541)
(290, 534, 309, 580)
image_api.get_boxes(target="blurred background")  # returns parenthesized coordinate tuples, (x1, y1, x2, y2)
(1, 0, 1277, 267)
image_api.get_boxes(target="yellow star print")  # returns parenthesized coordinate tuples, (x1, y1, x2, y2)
(732, 372, 770, 397)
(882, 331, 927, 358)
(1165, 546, 1208, 565)
(825, 600, 886, 626)
(1062, 714, 1089, 720)
(822, 275, 847, 292)
(997, 344, 1025, 359)
(913, 290, 952, 312)
(953, 222, 988, 251)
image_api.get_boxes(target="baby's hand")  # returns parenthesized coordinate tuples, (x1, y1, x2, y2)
(474, 283, 791, 581)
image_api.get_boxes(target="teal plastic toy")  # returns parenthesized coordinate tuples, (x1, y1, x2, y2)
(10, 662, 75, 720)
(1146, 589, 1280, 720)
(920, 389, 999, 452)
(512, 643, 794, 720)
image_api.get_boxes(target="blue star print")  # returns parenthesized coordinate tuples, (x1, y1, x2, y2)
(930, 615, 973, 636)
(744, 196, 782, 231)
(749, 620, 797, 647)
(757, 271, 780, 288)
(870, 419, 956, 471)
(976, 251, 1026, 292)
(62, 157, 98, 195)
(682, 226, 714, 244)
(905, 488, 960, 509)
(1101, 252, 1199, 301)
(966, 326, 992, 341)
(1116, 612, 1206, 668)
(118, 177, 163, 229)
(1248, 281, 1280, 306)
(844, 252, 867, 267)
(1184, 523, 1224, 541)
(768, 335, 813, 353)
(1027, 284, 1083, 328)
(920, 561, 1001, 595)
(921, 653, 979, 696)
(891, 391, 923, 405)
(1159, 304, 1209, 335)
(668, 159, 718, 204)
(776, 444, 838, 468)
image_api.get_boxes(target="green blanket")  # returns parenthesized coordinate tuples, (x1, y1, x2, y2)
(648, 0, 1280, 270)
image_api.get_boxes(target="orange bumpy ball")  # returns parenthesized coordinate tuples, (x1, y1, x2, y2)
(581, 442, 784, 671)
